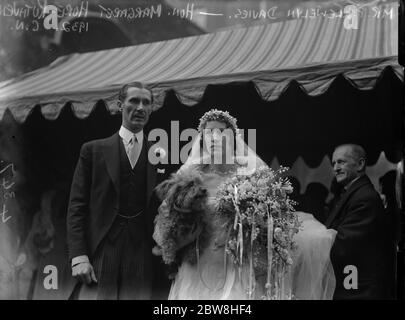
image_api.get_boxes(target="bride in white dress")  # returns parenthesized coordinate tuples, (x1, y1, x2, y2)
(153, 109, 336, 300)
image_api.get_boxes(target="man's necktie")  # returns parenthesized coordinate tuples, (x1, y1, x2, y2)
(129, 135, 140, 169)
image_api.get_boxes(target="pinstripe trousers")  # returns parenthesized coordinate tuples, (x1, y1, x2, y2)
(73, 217, 152, 300)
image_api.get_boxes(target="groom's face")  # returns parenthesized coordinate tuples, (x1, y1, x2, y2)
(120, 87, 152, 133)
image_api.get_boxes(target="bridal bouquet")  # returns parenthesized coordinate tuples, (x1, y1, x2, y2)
(215, 166, 301, 299)
(153, 170, 208, 265)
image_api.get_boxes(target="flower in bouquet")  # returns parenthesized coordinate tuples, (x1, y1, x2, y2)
(215, 166, 301, 299)
(153, 170, 209, 265)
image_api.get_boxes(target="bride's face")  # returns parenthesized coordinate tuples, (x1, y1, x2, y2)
(202, 121, 234, 161)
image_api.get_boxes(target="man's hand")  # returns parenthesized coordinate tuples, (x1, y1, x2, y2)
(72, 262, 97, 285)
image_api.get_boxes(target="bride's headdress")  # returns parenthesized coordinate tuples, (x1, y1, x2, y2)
(198, 109, 239, 135)
(179, 109, 267, 175)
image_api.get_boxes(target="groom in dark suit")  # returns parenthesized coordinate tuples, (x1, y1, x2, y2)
(66, 82, 166, 299)
(325, 144, 393, 300)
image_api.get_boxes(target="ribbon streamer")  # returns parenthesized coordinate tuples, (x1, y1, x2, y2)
(267, 209, 273, 299)
(248, 219, 255, 299)
(232, 185, 244, 280)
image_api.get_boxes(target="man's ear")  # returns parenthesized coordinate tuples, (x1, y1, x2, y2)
(358, 158, 366, 172)
(117, 100, 123, 111)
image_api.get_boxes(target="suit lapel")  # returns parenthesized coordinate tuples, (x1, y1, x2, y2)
(103, 133, 121, 197)
(103, 133, 156, 206)
(146, 138, 157, 208)
(325, 175, 371, 228)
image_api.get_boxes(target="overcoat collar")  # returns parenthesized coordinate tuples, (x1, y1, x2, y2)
(325, 174, 371, 228)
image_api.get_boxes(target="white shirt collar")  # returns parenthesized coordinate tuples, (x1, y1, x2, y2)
(119, 126, 143, 145)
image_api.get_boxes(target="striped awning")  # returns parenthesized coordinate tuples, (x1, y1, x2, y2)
(0, 6, 402, 122)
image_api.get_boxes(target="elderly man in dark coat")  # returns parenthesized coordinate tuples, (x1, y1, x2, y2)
(325, 144, 394, 300)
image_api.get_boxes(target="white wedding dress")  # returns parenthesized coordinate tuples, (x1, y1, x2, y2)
(168, 171, 337, 300)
